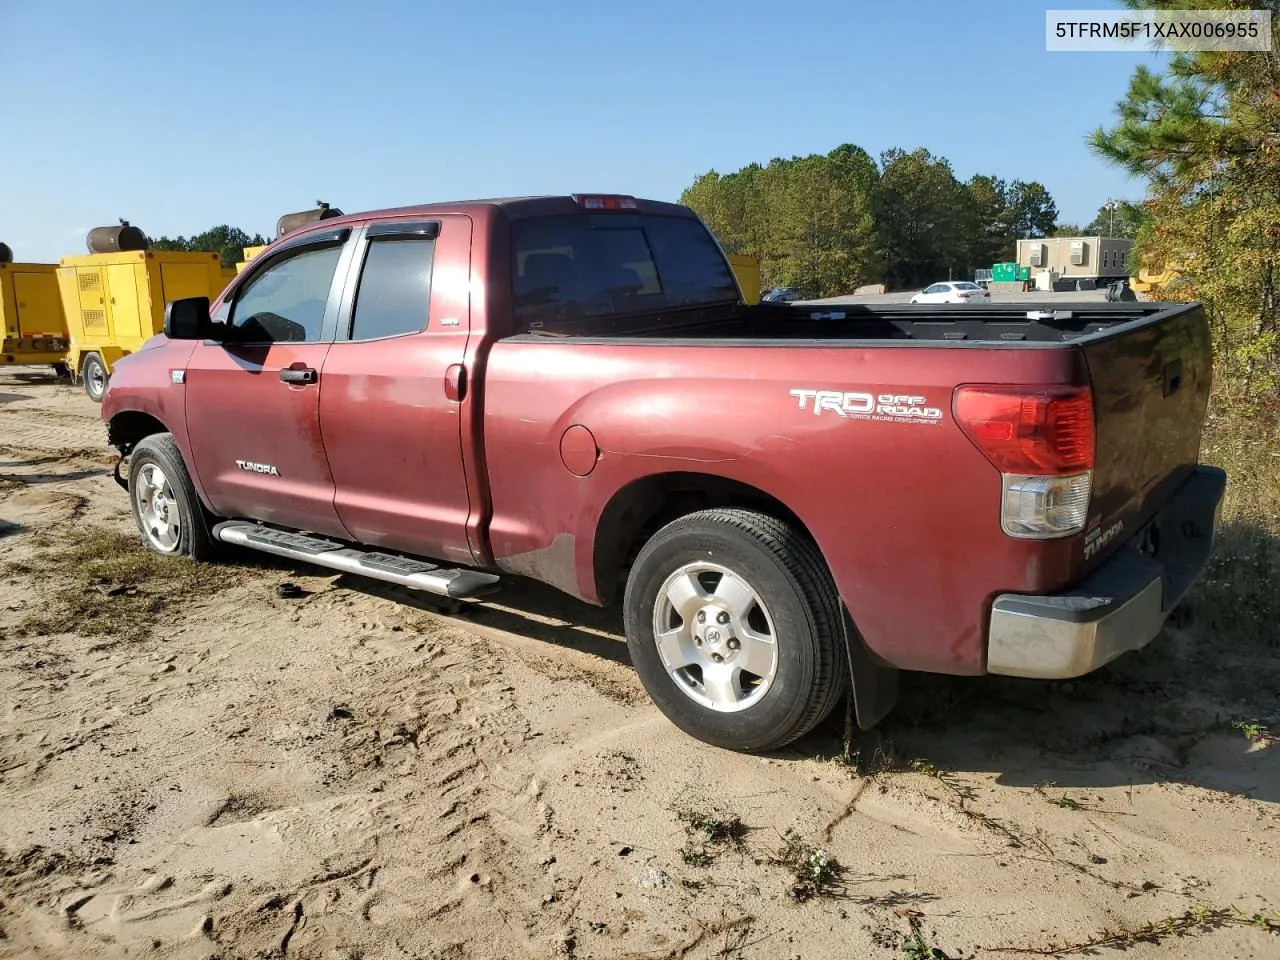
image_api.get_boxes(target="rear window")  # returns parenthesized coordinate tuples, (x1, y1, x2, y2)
(511, 213, 740, 331)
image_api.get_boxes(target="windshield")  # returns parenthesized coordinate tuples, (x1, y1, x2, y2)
(511, 213, 740, 331)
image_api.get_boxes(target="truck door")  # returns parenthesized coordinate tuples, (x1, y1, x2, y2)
(317, 215, 475, 566)
(182, 227, 355, 538)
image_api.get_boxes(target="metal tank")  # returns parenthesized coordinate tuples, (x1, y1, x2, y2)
(276, 201, 343, 239)
(86, 222, 149, 254)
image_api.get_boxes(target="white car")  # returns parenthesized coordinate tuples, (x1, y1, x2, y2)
(909, 281, 991, 304)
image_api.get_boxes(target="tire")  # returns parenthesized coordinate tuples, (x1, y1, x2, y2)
(623, 508, 848, 752)
(82, 352, 108, 402)
(127, 433, 219, 562)
(51, 362, 70, 379)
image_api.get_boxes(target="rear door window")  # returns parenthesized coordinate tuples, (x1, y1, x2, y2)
(511, 213, 739, 331)
(349, 237, 435, 340)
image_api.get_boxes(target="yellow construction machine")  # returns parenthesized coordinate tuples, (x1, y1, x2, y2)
(56, 224, 231, 401)
(726, 254, 761, 305)
(0, 242, 70, 375)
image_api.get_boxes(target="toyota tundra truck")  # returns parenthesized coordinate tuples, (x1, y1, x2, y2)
(100, 194, 1225, 752)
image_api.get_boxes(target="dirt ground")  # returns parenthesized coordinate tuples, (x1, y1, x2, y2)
(1, 366, 1277, 960)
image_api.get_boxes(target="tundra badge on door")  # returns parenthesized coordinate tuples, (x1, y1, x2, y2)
(236, 460, 280, 476)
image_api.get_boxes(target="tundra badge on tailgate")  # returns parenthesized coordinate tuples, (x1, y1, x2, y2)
(789, 389, 943, 426)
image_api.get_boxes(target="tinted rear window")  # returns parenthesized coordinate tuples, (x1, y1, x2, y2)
(511, 213, 740, 331)
(350, 237, 434, 340)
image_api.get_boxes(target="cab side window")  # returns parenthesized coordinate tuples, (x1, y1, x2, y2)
(349, 237, 435, 341)
(229, 245, 343, 343)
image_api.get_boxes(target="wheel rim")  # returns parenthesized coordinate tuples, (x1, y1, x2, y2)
(86, 360, 105, 397)
(651, 562, 779, 713)
(134, 462, 182, 552)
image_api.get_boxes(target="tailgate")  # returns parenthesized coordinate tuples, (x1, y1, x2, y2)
(1079, 304, 1212, 571)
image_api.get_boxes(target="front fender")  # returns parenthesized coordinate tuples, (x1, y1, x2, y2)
(101, 341, 202, 496)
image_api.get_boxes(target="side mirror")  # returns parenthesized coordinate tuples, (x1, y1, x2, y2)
(164, 297, 212, 340)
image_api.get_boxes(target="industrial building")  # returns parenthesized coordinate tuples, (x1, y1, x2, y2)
(1015, 235, 1134, 286)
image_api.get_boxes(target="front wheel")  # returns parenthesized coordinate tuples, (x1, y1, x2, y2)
(82, 353, 108, 402)
(127, 433, 218, 561)
(623, 508, 848, 752)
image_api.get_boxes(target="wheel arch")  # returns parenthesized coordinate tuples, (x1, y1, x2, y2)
(592, 471, 809, 608)
(107, 410, 170, 456)
(591, 469, 899, 731)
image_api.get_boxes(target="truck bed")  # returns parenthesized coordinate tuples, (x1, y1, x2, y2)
(510, 301, 1192, 346)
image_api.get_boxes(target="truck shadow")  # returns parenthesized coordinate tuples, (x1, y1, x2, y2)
(805, 516, 1280, 804)
(335, 573, 633, 668)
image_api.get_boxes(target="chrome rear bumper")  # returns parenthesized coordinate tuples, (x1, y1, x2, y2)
(986, 466, 1226, 679)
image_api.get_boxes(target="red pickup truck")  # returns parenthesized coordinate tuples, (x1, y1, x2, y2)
(100, 195, 1225, 752)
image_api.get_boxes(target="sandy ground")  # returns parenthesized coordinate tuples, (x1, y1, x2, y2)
(1, 366, 1277, 960)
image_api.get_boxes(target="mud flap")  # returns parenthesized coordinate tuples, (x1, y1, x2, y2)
(842, 606, 898, 729)
(113, 451, 129, 491)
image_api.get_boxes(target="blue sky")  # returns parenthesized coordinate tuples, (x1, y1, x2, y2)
(0, 0, 1157, 263)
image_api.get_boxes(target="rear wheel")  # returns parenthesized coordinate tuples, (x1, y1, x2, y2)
(128, 433, 218, 561)
(623, 508, 848, 752)
(82, 353, 108, 402)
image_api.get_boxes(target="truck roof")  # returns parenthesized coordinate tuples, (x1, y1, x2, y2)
(312, 195, 696, 229)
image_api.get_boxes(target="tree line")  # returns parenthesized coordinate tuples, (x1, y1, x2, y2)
(680, 145, 1061, 296)
(150, 225, 268, 269)
(1091, 0, 1279, 401)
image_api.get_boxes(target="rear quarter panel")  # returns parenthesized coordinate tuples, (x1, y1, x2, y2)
(481, 339, 1085, 675)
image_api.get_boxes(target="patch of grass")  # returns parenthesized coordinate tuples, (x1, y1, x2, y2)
(678, 808, 747, 846)
(988, 902, 1280, 955)
(771, 829, 842, 902)
(1189, 403, 1280, 652)
(1232, 719, 1278, 745)
(815, 747, 860, 771)
(903, 916, 958, 960)
(680, 845, 713, 868)
(1033, 785, 1100, 812)
(816, 726, 899, 777)
(909, 758, 938, 777)
(7, 525, 246, 642)
(676, 806, 747, 869)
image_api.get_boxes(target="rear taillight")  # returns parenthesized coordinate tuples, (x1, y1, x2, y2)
(572, 194, 639, 211)
(953, 385, 1095, 539)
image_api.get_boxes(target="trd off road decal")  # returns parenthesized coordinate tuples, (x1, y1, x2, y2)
(788, 389, 943, 426)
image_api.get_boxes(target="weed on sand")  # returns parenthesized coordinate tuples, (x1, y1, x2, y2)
(5, 526, 252, 642)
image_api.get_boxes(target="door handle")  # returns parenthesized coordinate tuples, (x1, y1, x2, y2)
(279, 367, 317, 384)
(444, 363, 466, 402)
